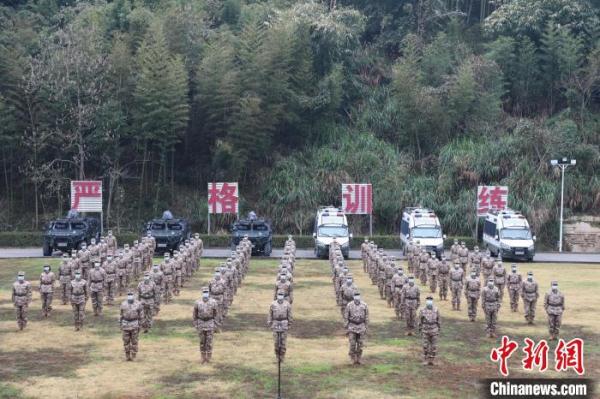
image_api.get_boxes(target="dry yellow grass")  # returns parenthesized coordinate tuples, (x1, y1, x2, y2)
(0, 258, 598, 398)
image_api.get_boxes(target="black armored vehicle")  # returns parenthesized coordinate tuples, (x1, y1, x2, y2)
(230, 216, 272, 256)
(43, 216, 101, 256)
(145, 211, 191, 254)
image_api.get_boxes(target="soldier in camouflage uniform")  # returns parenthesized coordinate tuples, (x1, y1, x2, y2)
(89, 238, 100, 272)
(361, 238, 369, 272)
(437, 257, 450, 301)
(507, 264, 522, 312)
(450, 239, 459, 263)
(339, 274, 358, 320)
(544, 281, 565, 340)
(376, 250, 387, 299)
(78, 243, 91, 281)
(89, 262, 107, 316)
(344, 291, 369, 365)
(481, 278, 500, 338)
(419, 296, 441, 365)
(138, 271, 160, 333)
(384, 256, 396, 307)
(450, 262, 464, 311)
(427, 254, 438, 293)
(464, 271, 481, 321)
(99, 237, 108, 264)
(401, 276, 420, 336)
(117, 252, 128, 295)
(58, 255, 73, 305)
(521, 271, 539, 324)
(268, 290, 293, 362)
(275, 274, 293, 304)
(194, 287, 219, 363)
(209, 270, 227, 328)
(391, 267, 408, 319)
(418, 247, 430, 286)
(120, 291, 144, 361)
(150, 265, 163, 315)
(469, 246, 482, 277)
(492, 261, 507, 302)
(132, 241, 143, 281)
(103, 255, 118, 305)
(172, 252, 183, 296)
(70, 271, 88, 331)
(39, 264, 56, 317)
(106, 230, 118, 255)
(12, 271, 32, 330)
(160, 253, 175, 303)
(458, 242, 469, 273)
(406, 241, 416, 275)
(481, 251, 494, 283)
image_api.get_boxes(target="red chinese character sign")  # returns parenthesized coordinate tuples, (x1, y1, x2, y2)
(477, 185, 508, 216)
(70, 181, 102, 212)
(342, 184, 372, 214)
(208, 182, 239, 214)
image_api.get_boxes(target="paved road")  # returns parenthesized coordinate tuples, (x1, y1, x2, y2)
(1, 247, 599, 263)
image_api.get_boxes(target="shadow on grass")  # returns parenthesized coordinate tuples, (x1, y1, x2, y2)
(0, 345, 90, 380)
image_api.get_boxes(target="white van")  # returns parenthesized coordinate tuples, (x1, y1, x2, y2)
(313, 206, 351, 258)
(482, 209, 536, 261)
(400, 207, 446, 259)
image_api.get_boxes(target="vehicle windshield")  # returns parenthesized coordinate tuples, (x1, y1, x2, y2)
(167, 223, 183, 230)
(411, 227, 442, 238)
(318, 225, 349, 237)
(53, 222, 69, 230)
(234, 224, 251, 231)
(151, 223, 166, 230)
(71, 222, 86, 230)
(500, 229, 532, 240)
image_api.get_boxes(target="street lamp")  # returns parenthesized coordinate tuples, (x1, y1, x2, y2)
(550, 157, 576, 252)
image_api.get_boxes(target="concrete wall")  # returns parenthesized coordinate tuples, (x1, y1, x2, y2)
(564, 216, 600, 252)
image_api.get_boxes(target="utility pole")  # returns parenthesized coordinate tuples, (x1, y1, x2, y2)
(550, 158, 576, 252)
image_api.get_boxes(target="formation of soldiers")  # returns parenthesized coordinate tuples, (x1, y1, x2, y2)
(333, 239, 369, 365)
(194, 236, 252, 363)
(361, 238, 567, 364)
(267, 236, 296, 363)
(11, 230, 205, 361)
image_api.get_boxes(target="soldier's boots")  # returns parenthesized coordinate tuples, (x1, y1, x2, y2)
(206, 352, 212, 363)
(18, 320, 25, 331)
(131, 351, 137, 360)
(126, 351, 132, 361)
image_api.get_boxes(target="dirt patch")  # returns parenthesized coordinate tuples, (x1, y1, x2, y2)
(0, 346, 89, 380)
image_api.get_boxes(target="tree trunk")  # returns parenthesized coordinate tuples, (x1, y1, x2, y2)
(137, 140, 148, 222)
(153, 150, 166, 214)
(170, 147, 175, 202)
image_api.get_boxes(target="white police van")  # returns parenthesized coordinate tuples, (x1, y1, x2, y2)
(313, 206, 351, 259)
(482, 209, 536, 261)
(400, 207, 446, 259)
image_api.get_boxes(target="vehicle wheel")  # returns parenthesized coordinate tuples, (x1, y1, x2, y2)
(264, 241, 272, 257)
(528, 256, 534, 262)
(43, 243, 52, 257)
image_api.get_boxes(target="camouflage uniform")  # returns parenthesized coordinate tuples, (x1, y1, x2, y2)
(193, 291, 219, 363)
(106, 232, 118, 255)
(70, 277, 89, 330)
(469, 249, 482, 277)
(160, 258, 175, 303)
(344, 298, 369, 365)
(78, 247, 91, 281)
(339, 278, 358, 320)
(12, 273, 32, 330)
(406, 243, 416, 275)
(437, 259, 450, 301)
(384, 260, 396, 307)
(458, 245, 469, 272)
(481, 255, 494, 283)
(419, 300, 441, 365)
(390, 271, 408, 319)
(120, 296, 144, 361)
(492, 263, 507, 302)
(89, 265, 107, 316)
(209, 274, 227, 326)
(464, 275, 481, 321)
(521, 275, 539, 324)
(450, 240, 459, 263)
(137, 276, 160, 332)
(103, 257, 118, 305)
(507, 269, 523, 312)
(58, 259, 73, 305)
(150, 267, 164, 314)
(481, 282, 501, 338)
(401, 281, 420, 335)
(427, 256, 438, 293)
(361, 239, 369, 272)
(275, 277, 293, 304)
(172, 255, 183, 295)
(418, 251, 430, 285)
(376, 253, 387, 299)
(117, 254, 128, 296)
(268, 296, 293, 362)
(544, 284, 565, 340)
(449, 265, 464, 311)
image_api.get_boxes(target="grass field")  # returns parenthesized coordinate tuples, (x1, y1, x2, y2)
(0, 257, 598, 398)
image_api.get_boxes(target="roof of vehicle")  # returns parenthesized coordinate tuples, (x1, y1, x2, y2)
(486, 209, 529, 228)
(234, 219, 270, 226)
(52, 217, 95, 223)
(403, 208, 440, 227)
(149, 218, 188, 224)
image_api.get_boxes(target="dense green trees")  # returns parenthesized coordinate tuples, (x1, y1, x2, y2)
(0, 0, 598, 244)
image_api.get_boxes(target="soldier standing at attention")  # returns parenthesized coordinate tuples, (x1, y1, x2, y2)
(450, 239, 459, 263)
(464, 271, 481, 322)
(58, 255, 73, 305)
(450, 262, 464, 311)
(521, 271, 539, 324)
(70, 271, 88, 331)
(193, 287, 219, 363)
(150, 265, 164, 315)
(340, 274, 358, 320)
(268, 290, 293, 363)
(469, 246, 482, 277)
(39, 264, 56, 317)
(481, 278, 500, 338)
(138, 271, 160, 333)
(481, 251, 494, 283)
(418, 248, 430, 286)
(458, 242, 469, 272)
(160, 253, 175, 303)
(437, 257, 450, 301)
(209, 270, 227, 328)
(492, 261, 507, 302)
(427, 254, 438, 293)
(507, 264, 523, 312)
(390, 268, 408, 320)
(12, 271, 32, 330)
(402, 275, 420, 336)
(103, 255, 118, 305)
(419, 296, 441, 366)
(78, 242, 91, 281)
(106, 230, 118, 255)
(116, 252, 128, 296)
(361, 237, 369, 272)
(89, 262, 107, 316)
(344, 291, 369, 365)
(544, 281, 565, 340)
(120, 291, 144, 361)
